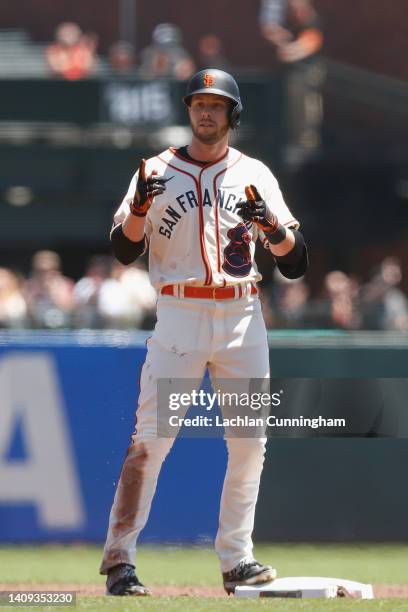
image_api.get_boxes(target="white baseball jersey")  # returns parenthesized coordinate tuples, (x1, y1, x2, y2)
(112, 146, 299, 289)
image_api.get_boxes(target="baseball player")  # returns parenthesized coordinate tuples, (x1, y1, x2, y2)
(100, 69, 308, 596)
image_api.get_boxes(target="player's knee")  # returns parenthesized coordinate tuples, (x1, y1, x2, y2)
(128, 438, 173, 465)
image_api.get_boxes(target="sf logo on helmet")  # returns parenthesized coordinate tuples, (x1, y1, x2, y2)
(203, 73, 215, 87)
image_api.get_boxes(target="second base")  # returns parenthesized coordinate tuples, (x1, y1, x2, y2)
(234, 576, 374, 599)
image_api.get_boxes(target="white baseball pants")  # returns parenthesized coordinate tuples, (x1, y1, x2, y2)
(100, 292, 269, 574)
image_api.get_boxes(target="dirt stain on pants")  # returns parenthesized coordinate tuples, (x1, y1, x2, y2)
(100, 442, 148, 573)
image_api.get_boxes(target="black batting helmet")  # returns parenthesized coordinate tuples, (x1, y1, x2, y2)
(183, 69, 243, 129)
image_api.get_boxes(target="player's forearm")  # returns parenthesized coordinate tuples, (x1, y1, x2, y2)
(122, 211, 146, 242)
(267, 227, 295, 257)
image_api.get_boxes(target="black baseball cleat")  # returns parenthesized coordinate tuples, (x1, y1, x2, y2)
(106, 563, 151, 596)
(222, 560, 277, 595)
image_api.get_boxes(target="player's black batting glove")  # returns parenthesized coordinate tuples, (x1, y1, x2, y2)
(236, 185, 279, 232)
(129, 159, 167, 217)
(237, 185, 288, 245)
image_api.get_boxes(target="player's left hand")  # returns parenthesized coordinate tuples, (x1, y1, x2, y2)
(236, 185, 279, 233)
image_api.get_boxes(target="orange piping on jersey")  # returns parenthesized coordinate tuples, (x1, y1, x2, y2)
(196, 151, 239, 285)
(157, 155, 213, 285)
(212, 153, 243, 273)
(197, 167, 213, 285)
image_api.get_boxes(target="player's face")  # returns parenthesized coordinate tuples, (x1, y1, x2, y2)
(188, 94, 230, 144)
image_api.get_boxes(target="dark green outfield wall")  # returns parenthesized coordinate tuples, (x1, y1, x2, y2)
(255, 438, 408, 541)
(254, 333, 408, 541)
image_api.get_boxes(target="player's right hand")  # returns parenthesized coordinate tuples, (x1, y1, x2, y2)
(130, 159, 167, 217)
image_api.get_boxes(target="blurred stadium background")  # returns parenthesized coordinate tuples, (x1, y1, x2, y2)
(0, 0, 407, 601)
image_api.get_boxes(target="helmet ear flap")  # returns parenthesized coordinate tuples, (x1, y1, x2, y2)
(230, 100, 243, 129)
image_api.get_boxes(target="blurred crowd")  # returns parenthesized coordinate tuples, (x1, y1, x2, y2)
(43, 21, 228, 81)
(260, 257, 408, 331)
(2, 4, 403, 334)
(0, 251, 156, 331)
(26, 1, 322, 83)
(0, 251, 407, 332)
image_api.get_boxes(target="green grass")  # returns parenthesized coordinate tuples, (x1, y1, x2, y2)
(0, 544, 407, 611)
(74, 598, 408, 612)
(0, 543, 407, 585)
